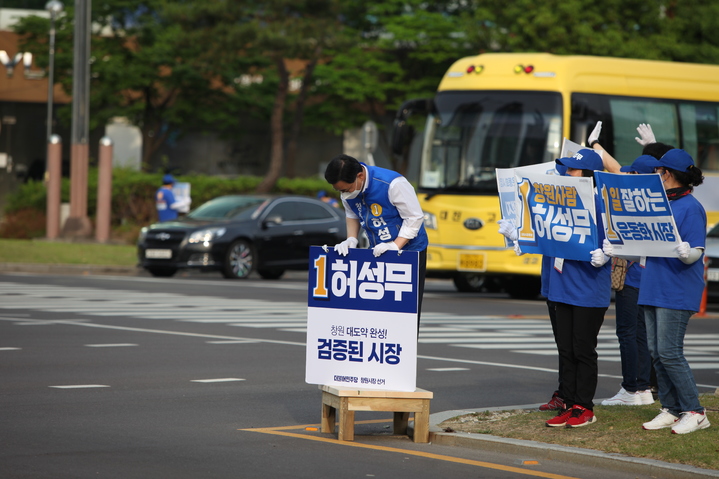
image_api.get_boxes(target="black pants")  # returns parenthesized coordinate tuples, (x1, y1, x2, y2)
(547, 300, 563, 396)
(555, 302, 607, 410)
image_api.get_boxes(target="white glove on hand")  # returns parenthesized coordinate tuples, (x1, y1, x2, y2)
(675, 241, 691, 259)
(372, 241, 399, 257)
(513, 243, 524, 256)
(588, 121, 602, 145)
(590, 248, 609, 267)
(334, 237, 358, 256)
(602, 238, 614, 257)
(635, 123, 656, 146)
(497, 219, 518, 241)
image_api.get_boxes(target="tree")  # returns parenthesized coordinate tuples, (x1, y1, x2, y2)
(14, 0, 237, 168)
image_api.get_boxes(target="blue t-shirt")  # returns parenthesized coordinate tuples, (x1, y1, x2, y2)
(156, 186, 178, 222)
(638, 194, 706, 311)
(547, 193, 611, 308)
(540, 255, 552, 298)
(624, 261, 642, 289)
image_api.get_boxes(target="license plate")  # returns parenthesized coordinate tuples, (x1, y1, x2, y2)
(458, 253, 486, 272)
(145, 249, 172, 259)
(708, 269, 719, 282)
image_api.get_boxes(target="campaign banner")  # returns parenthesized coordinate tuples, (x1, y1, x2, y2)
(305, 246, 419, 392)
(514, 172, 598, 261)
(496, 161, 563, 248)
(595, 172, 681, 257)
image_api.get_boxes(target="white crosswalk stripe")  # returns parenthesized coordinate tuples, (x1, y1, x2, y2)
(1, 281, 718, 369)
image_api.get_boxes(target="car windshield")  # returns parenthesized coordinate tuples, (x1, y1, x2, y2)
(709, 222, 719, 238)
(187, 196, 268, 220)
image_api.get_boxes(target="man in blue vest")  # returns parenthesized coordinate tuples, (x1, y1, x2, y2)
(324, 154, 428, 324)
(156, 174, 185, 222)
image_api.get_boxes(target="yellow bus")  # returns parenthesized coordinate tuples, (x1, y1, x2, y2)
(392, 53, 719, 298)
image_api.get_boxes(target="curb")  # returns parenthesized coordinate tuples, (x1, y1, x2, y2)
(0, 263, 140, 276)
(428, 405, 719, 479)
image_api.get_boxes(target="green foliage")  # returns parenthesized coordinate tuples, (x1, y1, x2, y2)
(1, 170, 336, 242)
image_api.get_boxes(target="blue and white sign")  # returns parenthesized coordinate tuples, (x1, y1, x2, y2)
(595, 171, 681, 257)
(305, 246, 419, 392)
(514, 172, 598, 261)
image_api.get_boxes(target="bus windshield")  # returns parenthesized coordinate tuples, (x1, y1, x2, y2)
(419, 91, 563, 194)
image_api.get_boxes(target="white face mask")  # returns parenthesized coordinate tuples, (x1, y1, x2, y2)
(340, 177, 362, 200)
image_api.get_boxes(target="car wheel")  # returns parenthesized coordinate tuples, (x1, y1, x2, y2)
(222, 240, 255, 279)
(453, 272, 485, 292)
(258, 269, 284, 280)
(505, 276, 541, 299)
(147, 266, 177, 277)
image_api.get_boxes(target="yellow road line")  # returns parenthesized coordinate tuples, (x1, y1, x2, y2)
(240, 423, 580, 479)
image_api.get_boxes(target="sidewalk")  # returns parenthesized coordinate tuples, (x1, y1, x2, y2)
(3, 262, 719, 477)
(427, 404, 719, 479)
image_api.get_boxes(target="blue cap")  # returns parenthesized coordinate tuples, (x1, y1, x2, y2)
(658, 149, 695, 172)
(162, 174, 175, 184)
(555, 148, 604, 172)
(317, 190, 327, 199)
(620, 155, 657, 174)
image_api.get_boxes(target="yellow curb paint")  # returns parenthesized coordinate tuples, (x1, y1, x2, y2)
(240, 423, 580, 479)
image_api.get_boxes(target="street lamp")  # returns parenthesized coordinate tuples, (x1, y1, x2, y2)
(45, 0, 63, 143)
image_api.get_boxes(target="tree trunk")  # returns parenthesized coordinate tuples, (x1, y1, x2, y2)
(255, 58, 289, 193)
(286, 50, 320, 178)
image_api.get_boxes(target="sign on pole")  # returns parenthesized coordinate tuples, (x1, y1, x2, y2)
(305, 246, 419, 392)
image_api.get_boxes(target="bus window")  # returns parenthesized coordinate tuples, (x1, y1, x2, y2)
(418, 91, 562, 193)
(608, 99, 678, 162)
(679, 103, 719, 171)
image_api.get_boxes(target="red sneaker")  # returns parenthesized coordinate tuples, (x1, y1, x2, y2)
(565, 405, 596, 428)
(539, 391, 565, 411)
(546, 407, 573, 427)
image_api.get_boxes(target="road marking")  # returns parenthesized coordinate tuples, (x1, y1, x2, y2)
(191, 378, 245, 383)
(0, 347, 20, 350)
(206, 340, 260, 344)
(427, 368, 470, 372)
(242, 423, 580, 479)
(85, 343, 138, 347)
(49, 385, 110, 389)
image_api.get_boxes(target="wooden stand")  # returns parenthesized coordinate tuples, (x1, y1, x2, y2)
(320, 385, 433, 442)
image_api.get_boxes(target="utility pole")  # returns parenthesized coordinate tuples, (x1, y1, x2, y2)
(62, 0, 92, 238)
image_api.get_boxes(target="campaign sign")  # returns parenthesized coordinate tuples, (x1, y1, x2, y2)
(305, 246, 419, 392)
(496, 162, 564, 247)
(595, 172, 681, 257)
(515, 172, 598, 261)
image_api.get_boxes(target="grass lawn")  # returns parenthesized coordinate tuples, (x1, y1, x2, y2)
(0, 238, 137, 266)
(440, 393, 719, 471)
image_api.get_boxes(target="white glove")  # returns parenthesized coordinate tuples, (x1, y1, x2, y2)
(334, 237, 358, 256)
(372, 241, 400, 257)
(602, 238, 614, 257)
(635, 123, 656, 146)
(675, 241, 690, 259)
(513, 243, 524, 256)
(588, 121, 602, 145)
(590, 248, 609, 267)
(497, 219, 518, 241)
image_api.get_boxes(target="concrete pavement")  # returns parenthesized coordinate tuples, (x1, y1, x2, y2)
(2, 262, 718, 478)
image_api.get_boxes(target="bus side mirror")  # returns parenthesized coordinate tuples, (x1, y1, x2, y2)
(392, 98, 432, 156)
(391, 121, 415, 156)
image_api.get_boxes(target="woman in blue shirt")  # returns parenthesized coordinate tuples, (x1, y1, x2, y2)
(635, 150, 710, 435)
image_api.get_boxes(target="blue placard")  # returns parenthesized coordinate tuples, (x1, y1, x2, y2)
(307, 246, 419, 314)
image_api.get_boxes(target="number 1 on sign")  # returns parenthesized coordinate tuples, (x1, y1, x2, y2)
(313, 255, 329, 298)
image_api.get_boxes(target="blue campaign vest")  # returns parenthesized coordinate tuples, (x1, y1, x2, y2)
(345, 165, 428, 251)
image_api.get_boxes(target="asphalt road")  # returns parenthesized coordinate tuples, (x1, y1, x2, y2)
(2, 270, 718, 479)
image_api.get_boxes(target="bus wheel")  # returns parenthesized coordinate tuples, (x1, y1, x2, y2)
(453, 273, 485, 292)
(505, 276, 541, 299)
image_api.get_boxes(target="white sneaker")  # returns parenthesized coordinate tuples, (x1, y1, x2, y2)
(636, 389, 655, 405)
(671, 411, 711, 434)
(601, 388, 641, 406)
(643, 408, 679, 430)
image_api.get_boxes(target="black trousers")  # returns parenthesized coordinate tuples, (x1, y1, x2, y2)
(555, 302, 607, 410)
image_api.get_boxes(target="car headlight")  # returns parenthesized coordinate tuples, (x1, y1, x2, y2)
(138, 226, 148, 243)
(188, 227, 227, 244)
(423, 212, 437, 230)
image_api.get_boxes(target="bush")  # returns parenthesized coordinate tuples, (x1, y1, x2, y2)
(0, 171, 339, 243)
